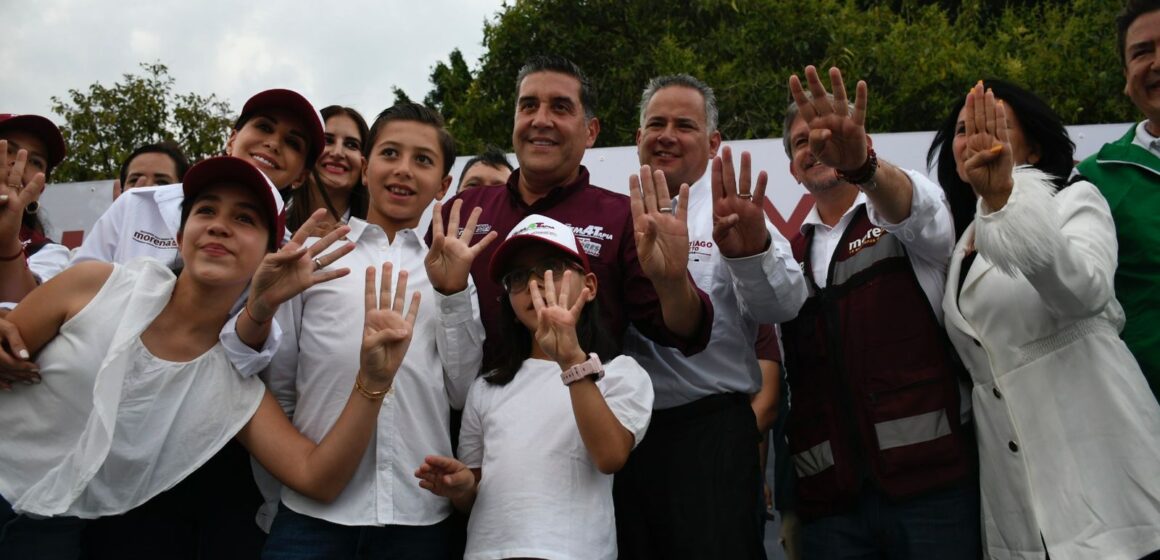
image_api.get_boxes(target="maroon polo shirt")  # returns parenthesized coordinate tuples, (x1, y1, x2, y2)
(430, 166, 713, 370)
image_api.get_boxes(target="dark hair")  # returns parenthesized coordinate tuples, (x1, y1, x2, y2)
(1117, 0, 1160, 67)
(364, 103, 457, 176)
(178, 185, 277, 253)
(486, 293, 616, 386)
(926, 79, 1076, 239)
(287, 106, 370, 231)
(516, 55, 597, 120)
(639, 74, 718, 133)
(456, 146, 513, 190)
(118, 141, 190, 187)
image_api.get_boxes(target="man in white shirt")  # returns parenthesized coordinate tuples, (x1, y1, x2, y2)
(262, 103, 488, 559)
(616, 74, 807, 559)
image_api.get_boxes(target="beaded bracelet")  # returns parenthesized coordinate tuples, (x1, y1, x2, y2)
(355, 375, 392, 400)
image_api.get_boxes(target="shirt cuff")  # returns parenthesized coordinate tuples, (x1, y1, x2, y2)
(219, 313, 283, 378)
(867, 168, 935, 243)
(436, 288, 475, 325)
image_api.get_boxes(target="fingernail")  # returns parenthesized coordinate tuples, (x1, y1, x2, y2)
(18, 349, 29, 359)
(0, 195, 7, 202)
(990, 145, 1003, 154)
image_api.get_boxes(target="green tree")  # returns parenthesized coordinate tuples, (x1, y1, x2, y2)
(424, 0, 1131, 152)
(50, 62, 233, 182)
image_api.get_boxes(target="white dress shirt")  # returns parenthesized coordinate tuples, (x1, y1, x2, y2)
(1132, 120, 1160, 159)
(266, 217, 483, 526)
(623, 170, 808, 409)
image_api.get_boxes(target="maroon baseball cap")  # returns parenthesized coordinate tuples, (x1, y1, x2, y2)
(0, 114, 67, 170)
(236, 89, 325, 167)
(488, 214, 591, 283)
(182, 156, 286, 249)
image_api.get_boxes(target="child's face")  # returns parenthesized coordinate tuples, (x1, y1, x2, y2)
(177, 184, 271, 288)
(362, 120, 451, 231)
(504, 245, 596, 332)
(227, 109, 311, 189)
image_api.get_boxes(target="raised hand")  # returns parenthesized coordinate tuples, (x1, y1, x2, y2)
(788, 66, 870, 173)
(629, 165, 690, 283)
(961, 82, 1014, 210)
(0, 141, 46, 251)
(425, 200, 498, 295)
(360, 262, 420, 388)
(415, 455, 475, 499)
(712, 146, 770, 258)
(529, 269, 589, 369)
(246, 208, 355, 321)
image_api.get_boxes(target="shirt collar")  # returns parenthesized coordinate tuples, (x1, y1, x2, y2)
(345, 217, 428, 250)
(1134, 120, 1160, 158)
(505, 166, 591, 210)
(800, 191, 867, 235)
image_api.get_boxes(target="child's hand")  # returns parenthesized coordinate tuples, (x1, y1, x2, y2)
(425, 200, 498, 295)
(415, 455, 475, 499)
(246, 208, 354, 322)
(529, 269, 590, 370)
(359, 263, 420, 390)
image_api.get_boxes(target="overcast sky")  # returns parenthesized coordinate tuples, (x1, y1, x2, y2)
(2, 0, 508, 125)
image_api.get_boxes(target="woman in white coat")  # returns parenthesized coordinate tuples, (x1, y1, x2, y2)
(928, 80, 1160, 559)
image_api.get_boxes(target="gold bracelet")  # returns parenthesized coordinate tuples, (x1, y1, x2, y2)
(355, 375, 391, 400)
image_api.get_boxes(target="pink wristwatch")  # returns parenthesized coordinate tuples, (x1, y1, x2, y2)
(560, 352, 604, 385)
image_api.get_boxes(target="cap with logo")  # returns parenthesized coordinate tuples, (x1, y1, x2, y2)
(488, 214, 590, 283)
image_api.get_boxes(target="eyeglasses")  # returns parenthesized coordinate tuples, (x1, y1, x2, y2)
(501, 258, 583, 294)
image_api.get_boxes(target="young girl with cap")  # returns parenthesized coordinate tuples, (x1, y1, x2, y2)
(0, 156, 419, 558)
(415, 214, 653, 560)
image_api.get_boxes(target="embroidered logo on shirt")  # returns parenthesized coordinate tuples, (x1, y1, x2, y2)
(847, 227, 884, 255)
(688, 239, 714, 262)
(132, 230, 177, 249)
(572, 225, 614, 241)
(570, 225, 612, 258)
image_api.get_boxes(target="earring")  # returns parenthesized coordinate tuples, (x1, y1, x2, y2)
(24, 201, 38, 215)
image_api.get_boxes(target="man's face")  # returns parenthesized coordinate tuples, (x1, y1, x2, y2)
(459, 162, 511, 191)
(787, 115, 841, 194)
(1124, 10, 1160, 125)
(124, 152, 180, 190)
(636, 85, 720, 191)
(512, 71, 597, 186)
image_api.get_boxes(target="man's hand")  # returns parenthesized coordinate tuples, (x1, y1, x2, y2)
(629, 165, 690, 283)
(425, 200, 497, 295)
(712, 146, 770, 258)
(788, 66, 870, 173)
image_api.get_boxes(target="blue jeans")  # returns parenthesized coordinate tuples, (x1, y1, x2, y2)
(0, 496, 86, 560)
(262, 503, 452, 560)
(802, 481, 981, 560)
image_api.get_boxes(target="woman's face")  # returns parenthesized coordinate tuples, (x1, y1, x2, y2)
(178, 184, 270, 287)
(226, 109, 310, 189)
(952, 97, 1037, 184)
(317, 113, 365, 191)
(503, 244, 596, 332)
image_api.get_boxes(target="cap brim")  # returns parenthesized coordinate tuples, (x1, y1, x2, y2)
(240, 89, 324, 166)
(0, 115, 66, 169)
(182, 156, 286, 248)
(488, 235, 588, 284)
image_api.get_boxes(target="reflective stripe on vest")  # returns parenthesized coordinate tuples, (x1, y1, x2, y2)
(874, 409, 951, 450)
(793, 440, 834, 478)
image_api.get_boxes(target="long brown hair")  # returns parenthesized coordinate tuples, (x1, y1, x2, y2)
(286, 106, 369, 231)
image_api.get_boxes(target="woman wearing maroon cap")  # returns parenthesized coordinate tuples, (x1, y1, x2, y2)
(0, 114, 70, 307)
(0, 157, 420, 558)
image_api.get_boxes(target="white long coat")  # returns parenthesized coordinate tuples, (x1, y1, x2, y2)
(942, 169, 1160, 560)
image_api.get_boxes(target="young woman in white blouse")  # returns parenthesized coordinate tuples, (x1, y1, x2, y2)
(0, 156, 420, 558)
(416, 214, 653, 560)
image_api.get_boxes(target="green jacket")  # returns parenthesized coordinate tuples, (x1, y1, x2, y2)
(1077, 123, 1160, 397)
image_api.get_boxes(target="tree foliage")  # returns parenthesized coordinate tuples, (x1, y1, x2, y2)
(50, 62, 233, 182)
(423, 0, 1131, 155)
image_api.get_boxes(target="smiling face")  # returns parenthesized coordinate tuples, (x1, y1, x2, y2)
(317, 113, 365, 192)
(787, 115, 843, 194)
(512, 71, 598, 194)
(1124, 10, 1160, 128)
(637, 85, 720, 192)
(226, 109, 310, 189)
(362, 119, 451, 233)
(0, 130, 49, 186)
(177, 184, 271, 287)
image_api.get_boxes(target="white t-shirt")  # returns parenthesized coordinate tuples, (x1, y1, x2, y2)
(458, 355, 653, 560)
(0, 259, 265, 518)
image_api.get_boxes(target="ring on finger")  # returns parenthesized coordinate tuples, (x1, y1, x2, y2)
(658, 206, 672, 214)
(738, 193, 753, 201)
(313, 257, 324, 271)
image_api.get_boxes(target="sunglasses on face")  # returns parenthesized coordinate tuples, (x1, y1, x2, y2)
(501, 258, 584, 294)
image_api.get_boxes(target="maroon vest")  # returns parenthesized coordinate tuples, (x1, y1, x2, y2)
(781, 206, 971, 520)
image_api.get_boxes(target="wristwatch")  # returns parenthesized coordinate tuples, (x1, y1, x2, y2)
(561, 352, 604, 385)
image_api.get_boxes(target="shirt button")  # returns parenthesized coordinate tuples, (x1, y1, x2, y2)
(1008, 441, 1019, 452)
(992, 387, 1002, 399)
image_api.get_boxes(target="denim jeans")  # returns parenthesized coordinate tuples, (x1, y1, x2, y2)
(262, 503, 452, 560)
(802, 481, 981, 560)
(0, 496, 86, 560)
